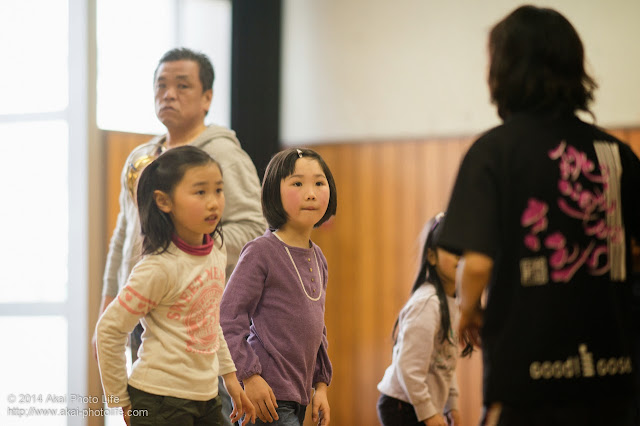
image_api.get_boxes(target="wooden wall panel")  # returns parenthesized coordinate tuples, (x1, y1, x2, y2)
(308, 138, 473, 426)
(627, 128, 640, 159)
(103, 127, 640, 426)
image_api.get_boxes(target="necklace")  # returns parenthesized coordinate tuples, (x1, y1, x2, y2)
(273, 233, 323, 301)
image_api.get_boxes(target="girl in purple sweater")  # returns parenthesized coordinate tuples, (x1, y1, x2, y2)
(221, 148, 337, 426)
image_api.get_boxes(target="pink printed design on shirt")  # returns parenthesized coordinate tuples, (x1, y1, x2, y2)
(548, 240, 596, 283)
(118, 286, 158, 316)
(521, 199, 549, 251)
(167, 266, 225, 354)
(184, 284, 223, 354)
(520, 140, 624, 283)
(548, 141, 606, 184)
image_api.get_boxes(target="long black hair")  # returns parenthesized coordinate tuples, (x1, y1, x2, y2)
(392, 213, 473, 357)
(136, 145, 223, 255)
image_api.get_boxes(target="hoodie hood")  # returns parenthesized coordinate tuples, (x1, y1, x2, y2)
(192, 124, 241, 149)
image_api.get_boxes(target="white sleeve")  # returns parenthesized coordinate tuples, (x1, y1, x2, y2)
(394, 297, 440, 421)
(215, 325, 237, 377)
(96, 259, 169, 407)
(445, 370, 460, 412)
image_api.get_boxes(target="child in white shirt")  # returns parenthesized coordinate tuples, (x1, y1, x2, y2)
(96, 146, 255, 425)
(377, 213, 472, 426)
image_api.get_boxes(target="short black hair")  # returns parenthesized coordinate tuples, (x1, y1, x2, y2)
(261, 148, 337, 230)
(154, 47, 215, 92)
(488, 5, 597, 119)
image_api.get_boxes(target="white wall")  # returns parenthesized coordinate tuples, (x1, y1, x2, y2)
(281, 0, 640, 145)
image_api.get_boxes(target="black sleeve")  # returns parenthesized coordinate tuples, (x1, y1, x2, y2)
(439, 137, 501, 258)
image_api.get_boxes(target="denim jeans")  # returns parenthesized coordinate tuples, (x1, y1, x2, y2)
(130, 322, 143, 362)
(128, 385, 223, 426)
(218, 380, 234, 426)
(242, 401, 306, 426)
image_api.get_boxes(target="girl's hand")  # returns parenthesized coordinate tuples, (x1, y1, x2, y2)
(222, 373, 256, 424)
(446, 409, 461, 426)
(424, 413, 448, 426)
(312, 383, 330, 425)
(242, 374, 279, 423)
(122, 405, 131, 426)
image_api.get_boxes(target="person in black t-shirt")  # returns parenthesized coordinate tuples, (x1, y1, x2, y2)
(438, 5, 640, 426)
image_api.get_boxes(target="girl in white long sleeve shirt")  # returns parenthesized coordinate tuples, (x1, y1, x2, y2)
(96, 146, 255, 426)
(377, 213, 472, 426)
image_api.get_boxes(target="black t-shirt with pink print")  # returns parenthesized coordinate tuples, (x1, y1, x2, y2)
(439, 112, 640, 406)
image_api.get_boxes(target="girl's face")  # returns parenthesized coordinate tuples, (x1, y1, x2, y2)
(428, 247, 460, 289)
(280, 158, 330, 231)
(156, 163, 224, 246)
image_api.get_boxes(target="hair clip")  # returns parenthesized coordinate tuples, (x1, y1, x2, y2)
(297, 149, 303, 158)
(430, 212, 445, 232)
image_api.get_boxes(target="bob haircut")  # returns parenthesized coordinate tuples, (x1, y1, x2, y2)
(261, 148, 337, 230)
(488, 5, 597, 120)
(137, 145, 222, 255)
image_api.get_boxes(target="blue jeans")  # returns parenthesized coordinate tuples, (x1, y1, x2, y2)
(218, 379, 233, 426)
(130, 322, 143, 362)
(242, 401, 306, 426)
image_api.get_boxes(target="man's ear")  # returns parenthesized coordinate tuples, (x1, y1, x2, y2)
(154, 190, 172, 213)
(202, 89, 213, 116)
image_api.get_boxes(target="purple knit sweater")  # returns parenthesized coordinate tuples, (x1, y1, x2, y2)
(220, 230, 332, 405)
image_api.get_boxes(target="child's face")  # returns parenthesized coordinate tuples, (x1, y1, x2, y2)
(157, 163, 224, 246)
(280, 158, 330, 231)
(429, 247, 460, 288)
